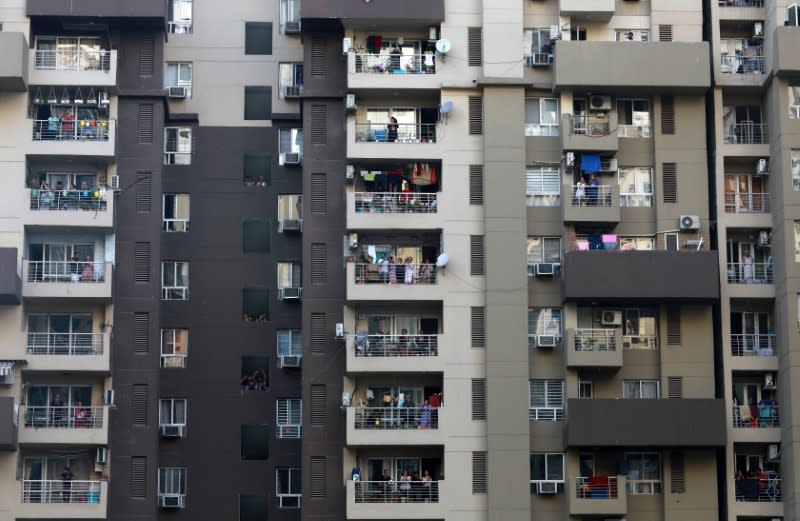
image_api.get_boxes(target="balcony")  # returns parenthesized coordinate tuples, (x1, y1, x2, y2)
(724, 123, 768, 145)
(565, 328, 623, 369)
(348, 120, 440, 160)
(735, 477, 782, 504)
(25, 189, 113, 229)
(0, 248, 22, 305)
(27, 0, 166, 21)
(19, 480, 107, 519)
(562, 184, 621, 224)
(732, 403, 779, 434)
(724, 191, 769, 214)
(302, 0, 444, 22)
(347, 53, 439, 90)
(348, 192, 439, 229)
(25, 332, 109, 372)
(562, 251, 720, 303)
(346, 479, 445, 519)
(19, 405, 108, 445)
(29, 119, 116, 159)
(561, 114, 618, 152)
(727, 261, 772, 285)
(22, 261, 113, 301)
(559, 0, 615, 21)
(569, 476, 627, 517)
(553, 41, 710, 92)
(775, 27, 800, 78)
(0, 397, 18, 450)
(565, 398, 727, 448)
(0, 32, 28, 91)
(29, 49, 117, 88)
(347, 333, 443, 373)
(346, 406, 442, 445)
(348, 262, 442, 301)
(731, 334, 775, 357)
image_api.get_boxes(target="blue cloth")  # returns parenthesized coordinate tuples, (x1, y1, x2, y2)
(581, 153, 601, 173)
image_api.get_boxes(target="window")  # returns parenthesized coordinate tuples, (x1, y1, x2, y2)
(530, 453, 565, 493)
(579, 380, 593, 398)
(528, 308, 562, 348)
(243, 288, 269, 322)
(616, 29, 649, 41)
(164, 127, 192, 165)
(276, 468, 301, 508)
(623, 380, 660, 399)
(27, 313, 93, 355)
(625, 453, 661, 494)
(158, 467, 186, 498)
(278, 194, 302, 221)
(244, 154, 271, 187)
(245, 22, 272, 55)
(790, 86, 800, 119)
(619, 236, 655, 251)
(162, 194, 190, 232)
(277, 262, 302, 289)
(618, 167, 653, 207)
(279, 128, 303, 164)
(276, 398, 302, 438)
(168, 0, 192, 34)
(722, 105, 765, 144)
(159, 399, 186, 427)
(527, 237, 562, 273)
(792, 150, 800, 191)
(277, 329, 302, 356)
(795, 222, 800, 262)
(524, 29, 553, 66)
(240, 496, 268, 521)
(617, 99, 651, 138)
(241, 425, 269, 459)
(165, 63, 192, 98)
(279, 0, 301, 33)
(279, 63, 303, 98)
(526, 167, 560, 207)
(160, 329, 188, 368)
(525, 98, 559, 136)
(529, 380, 564, 420)
(161, 261, 189, 300)
(244, 86, 272, 120)
(242, 356, 268, 391)
(243, 220, 270, 253)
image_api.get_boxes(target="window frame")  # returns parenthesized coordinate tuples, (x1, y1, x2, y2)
(162, 194, 191, 232)
(528, 379, 564, 421)
(792, 150, 800, 191)
(789, 86, 800, 119)
(530, 453, 565, 492)
(279, 63, 304, 98)
(158, 467, 187, 496)
(578, 380, 593, 398)
(277, 262, 302, 289)
(525, 97, 560, 137)
(165, 62, 192, 98)
(527, 237, 563, 265)
(625, 452, 662, 495)
(618, 167, 653, 207)
(278, 128, 303, 155)
(275, 467, 302, 509)
(276, 398, 302, 438)
(615, 29, 650, 41)
(161, 261, 189, 301)
(623, 379, 660, 399)
(616, 98, 651, 138)
(158, 398, 187, 427)
(160, 329, 188, 368)
(277, 194, 302, 221)
(277, 329, 302, 356)
(164, 127, 192, 165)
(528, 308, 563, 347)
(167, 0, 193, 34)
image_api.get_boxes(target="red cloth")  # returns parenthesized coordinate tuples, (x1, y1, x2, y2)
(428, 395, 441, 408)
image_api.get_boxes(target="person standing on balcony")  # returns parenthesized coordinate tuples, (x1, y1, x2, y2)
(389, 46, 402, 72)
(61, 111, 75, 140)
(386, 117, 399, 143)
(742, 250, 755, 283)
(60, 466, 74, 503)
(47, 111, 59, 140)
(379, 256, 390, 284)
(575, 176, 586, 206)
(81, 256, 94, 281)
(588, 174, 601, 206)
(404, 257, 415, 284)
(389, 257, 398, 284)
(70, 253, 81, 282)
(51, 393, 67, 426)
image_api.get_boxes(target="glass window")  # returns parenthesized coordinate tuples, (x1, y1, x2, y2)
(795, 222, 800, 262)
(528, 309, 562, 347)
(525, 98, 559, 136)
(526, 168, 560, 207)
(163, 194, 190, 232)
(617, 99, 651, 137)
(616, 30, 649, 41)
(279, 0, 301, 33)
(279, 128, 303, 154)
(527, 237, 562, 264)
(278, 195, 302, 220)
(790, 86, 800, 119)
(276, 399, 302, 438)
(161, 329, 188, 368)
(165, 63, 192, 97)
(618, 167, 653, 207)
(625, 453, 661, 494)
(276, 468, 302, 508)
(164, 127, 192, 165)
(619, 236, 655, 251)
(792, 150, 800, 191)
(241, 425, 269, 460)
(162, 261, 189, 300)
(279, 63, 303, 98)
(623, 380, 660, 399)
(242, 356, 269, 391)
(579, 380, 593, 398)
(158, 467, 187, 495)
(529, 380, 564, 420)
(530, 453, 565, 481)
(159, 399, 187, 426)
(277, 262, 302, 289)
(168, 0, 193, 34)
(277, 329, 302, 356)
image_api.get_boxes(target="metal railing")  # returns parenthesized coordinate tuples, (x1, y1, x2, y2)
(353, 480, 439, 503)
(32, 119, 112, 141)
(735, 478, 782, 502)
(168, 20, 193, 34)
(574, 329, 617, 351)
(276, 424, 302, 438)
(791, 105, 800, 119)
(281, 84, 302, 98)
(569, 115, 610, 136)
(276, 494, 301, 508)
(619, 193, 653, 207)
(354, 263, 438, 285)
(719, 0, 763, 5)
(525, 123, 559, 137)
(354, 192, 437, 214)
(353, 53, 436, 75)
(724, 123, 768, 144)
(161, 355, 187, 368)
(727, 262, 772, 284)
(568, 184, 613, 207)
(26, 332, 104, 355)
(529, 407, 564, 421)
(33, 49, 112, 71)
(576, 477, 619, 499)
(29, 189, 107, 212)
(626, 480, 662, 495)
(22, 480, 102, 504)
(724, 192, 769, 213)
(353, 407, 439, 429)
(618, 125, 651, 138)
(26, 261, 106, 283)
(355, 123, 437, 143)
(733, 404, 780, 428)
(353, 334, 439, 357)
(23, 406, 104, 429)
(731, 334, 776, 356)
(163, 218, 190, 232)
(623, 335, 657, 350)
(722, 55, 765, 75)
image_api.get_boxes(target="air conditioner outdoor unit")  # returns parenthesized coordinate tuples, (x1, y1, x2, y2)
(602, 310, 622, 326)
(280, 152, 302, 166)
(160, 425, 186, 438)
(279, 287, 302, 300)
(110, 175, 120, 190)
(346, 164, 355, 180)
(343, 37, 353, 54)
(528, 53, 553, 67)
(104, 389, 115, 406)
(764, 373, 776, 389)
(757, 158, 769, 175)
(96, 447, 107, 465)
(680, 215, 700, 231)
(753, 22, 764, 37)
(168, 86, 187, 99)
(537, 481, 558, 495)
(335, 323, 345, 339)
(278, 219, 302, 233)
(759, 230, 771, 247)
(566, 152, 575, 167)
(348, 232, 359, 249)
(536, 335, 559, 348)
(278, 355, 302, 368)
(159, 494, 186, 509)
(346, 94, 357, 113)
(589, 95, 612, 111)
(768, 443, 780, 461)
(536, 263, 558, 277)
(284, 21, 301, 34)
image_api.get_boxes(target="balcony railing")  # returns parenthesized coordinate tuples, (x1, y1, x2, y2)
(735, 478, 781, 502)
(727, 262, 772, 284)
(568, 184, 613, 207)
(23, 405, 104, 429)
(618, 125, 651, 138)
(733, 403, 779, 428)
(22, 480, 102, 504)
(724, 192, 769, 213)
(354, 192, 437, 214)
(353, 406, 439, 429)
(281, 84, 302, 98)
(719, 0, 763, 6)
(791, 105, 800, 119)
(731, 334, 776, 356)
(353, 481, 439, 503)
(568, 115, 610, 136)
(32, 119, 112, 141)
(529, 406, 564, 421)
(355, 123, 437, 144)
(33, 49, 112, 71)
(576, 476, 619, 499)
(276, 424, 302, 438)
(353, 334, 439, 357)
(27, 332, 103, 355)
(722, 55, 765, 75)
(26, 261, 106, 283)
(623, 335, 657, 349)
(573, 328, 618, 351)
(619, 193, 653, 207)
(724, 123, 768, 144)
(353, 53, 436, 75)
(525, 123, 559, 137)
(354, 263, 438, 285)
(29, 189, 108, 212)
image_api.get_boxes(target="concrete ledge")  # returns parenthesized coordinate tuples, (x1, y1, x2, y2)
(0, 32, 28, 92)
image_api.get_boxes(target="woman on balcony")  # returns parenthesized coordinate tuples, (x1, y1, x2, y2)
(386, 117, 399, 143)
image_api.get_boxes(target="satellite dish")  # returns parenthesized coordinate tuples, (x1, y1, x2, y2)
(436, 253, 449, 268)
(435, 38, 452, 54)
(440, 101, 454, 114)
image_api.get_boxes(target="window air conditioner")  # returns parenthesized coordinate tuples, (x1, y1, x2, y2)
(348, 232, 359, 249)
(753, 22, 764, 38)
(104, 389, 115, 406)
(160, 425, 186, 438)
(346, 164, 355, 180)
(278, 219, 302, 233)
(601, 310, 622, 326)
(346, 94, 357, 114)
(535, 263, 558, 277)
(159, 494, 186, 509)
(528, 53, 553, 67)
(110, 175, 120, 190)
(566, 152, 575, 167)
(335, 323, 345, 339)
(278, 355, 302, 368)
(537, 481, 558, 495)
(96, 447, 107, 465)
(764, 373, 776, 389)
(756, 158, 769, 175)
(284, 21, 301, 34)
(168, 86, 188, 99)
(280, 152, 302, 166)
(759, 230, 771, 247)
(768, 443, 780, 461)
(279, 287, 303, 300)
(536, 335, 559, 348)
(679, 215, 700, 231)
(589, 95, 612, 112)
